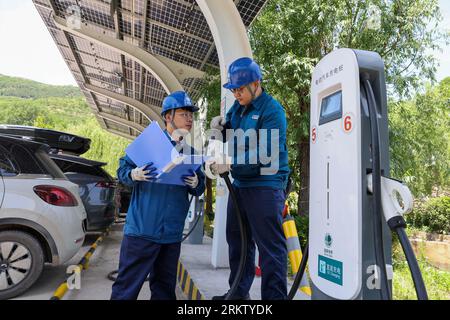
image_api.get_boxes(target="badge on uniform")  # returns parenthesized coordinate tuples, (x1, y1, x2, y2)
(252, 114, 259, 120)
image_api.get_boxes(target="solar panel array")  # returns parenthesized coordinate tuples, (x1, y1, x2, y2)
(33, 0, 267, 138)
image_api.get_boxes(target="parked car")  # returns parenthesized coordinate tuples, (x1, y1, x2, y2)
(115, 180, 131, 215)
(0, 124, 91, 155)
(49, 154, 116, 231)
(0, 125, 116, 231)
(0, 134, 86, 299)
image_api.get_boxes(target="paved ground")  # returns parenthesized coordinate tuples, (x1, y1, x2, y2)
(181, 237, 310, 300)
(12, 223, 184, 300)
(11, 222, 309, 300)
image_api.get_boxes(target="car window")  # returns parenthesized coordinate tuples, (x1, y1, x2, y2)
(0, 141, 54, 175)
(0, 145, 17, 176)
(35, 149, 66, 179)
(9, 144, 46, 174)
(52, 158, 110, 179)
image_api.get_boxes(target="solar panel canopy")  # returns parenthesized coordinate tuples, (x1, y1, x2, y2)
(32, 0, 268, 139)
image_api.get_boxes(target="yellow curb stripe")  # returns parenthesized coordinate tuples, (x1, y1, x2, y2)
(192, 286, 198, 301)
(49, 227, 110, 300)
(176, 260, 205, 300)
(183, 274, 191, 296)
(51, 283, 68, 300)
(300, 286, 312, 296)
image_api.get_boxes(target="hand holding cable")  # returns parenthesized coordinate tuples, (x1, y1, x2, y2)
(204, 158, 231, 180)
(210, 116, 226, 131)
(210, 162, 231, 175)
(130, 163, 158, 182)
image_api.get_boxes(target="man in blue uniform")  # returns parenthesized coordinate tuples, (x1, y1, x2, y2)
(111, 91, 205, 300)
(209, 57, 290, 300)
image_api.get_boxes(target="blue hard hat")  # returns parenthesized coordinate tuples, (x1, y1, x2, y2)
(223, 57, 262, 89)
(161, 91, 199, 116)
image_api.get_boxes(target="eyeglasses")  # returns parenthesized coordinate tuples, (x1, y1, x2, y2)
(230, 86, 246, 94)
(176, 112, 194, 120)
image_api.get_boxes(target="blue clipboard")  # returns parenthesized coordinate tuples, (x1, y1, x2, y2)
(125, 122, 207, 186)
(125, 122, 178, 174)
(154, 155, 208, 186)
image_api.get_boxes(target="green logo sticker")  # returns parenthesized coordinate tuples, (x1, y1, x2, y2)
(325, 233, 333, 248)
(318, 255, 343, 286)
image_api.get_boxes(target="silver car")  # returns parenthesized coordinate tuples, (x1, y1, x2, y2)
(0, 135, 86, 299)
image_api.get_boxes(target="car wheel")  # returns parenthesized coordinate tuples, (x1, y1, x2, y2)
(0, 231, 44, 300)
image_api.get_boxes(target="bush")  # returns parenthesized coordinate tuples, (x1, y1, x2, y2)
(406, 196, 450, 234)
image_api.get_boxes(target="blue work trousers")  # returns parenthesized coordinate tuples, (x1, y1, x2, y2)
(111, 235, 181, 300)
(226, 187, 287, 300)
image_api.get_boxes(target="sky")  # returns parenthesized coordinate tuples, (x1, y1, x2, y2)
(0, 0, 449, 86)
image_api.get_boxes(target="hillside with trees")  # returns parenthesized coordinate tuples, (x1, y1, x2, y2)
(0, 74, 130, 176)
(0, 74, 82, 98)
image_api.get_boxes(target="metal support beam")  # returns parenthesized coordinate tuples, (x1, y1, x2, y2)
(95, 111, 145, 133)
(196, 0, 254, 268)
(111, 0, 133, 135)
(52, 15, 203, 93)
(89, 0, 213, 45)
(85, 83, 165, 127)
(139, 0, 150, 104)
(47, 0, 107, 129)
(105, 128, 135, 140)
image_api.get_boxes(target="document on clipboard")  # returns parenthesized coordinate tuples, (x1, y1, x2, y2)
(154, 154, 207, 186)
(125, 122, 208, 186)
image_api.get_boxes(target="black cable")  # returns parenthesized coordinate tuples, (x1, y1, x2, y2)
(220, 172, 248, 300)
(363, 76, 391, 300)
(396, 227, 428, 300)
(388, 216, 428, 300)
(181, 197, 203, 242)
(287, 240, 309, 300)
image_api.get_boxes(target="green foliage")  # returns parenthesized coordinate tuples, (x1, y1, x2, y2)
(0, 74, 82, 98)
(389, 78, 450, 196)
(198, 67, 221, 128)
(247, 0, 446, 213)
(0, 99, 39, 126)
(0, 75, 129, 177)
(0, 96, 91, 128)
(406, 196, 450, 234)
(393, 256, 450, 300)
(59, 117, 130, 176)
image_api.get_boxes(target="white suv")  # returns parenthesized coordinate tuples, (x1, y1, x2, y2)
(0, 135, 86, 299)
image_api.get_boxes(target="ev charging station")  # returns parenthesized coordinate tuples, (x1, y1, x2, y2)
(205, 47, 427, 301)
(309, 48, 394, 300)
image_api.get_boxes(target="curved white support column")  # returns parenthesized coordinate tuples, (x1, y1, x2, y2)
(196, 0, 253, 268)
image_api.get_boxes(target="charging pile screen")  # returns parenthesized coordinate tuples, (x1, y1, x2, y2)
(319, 90, 342, 125)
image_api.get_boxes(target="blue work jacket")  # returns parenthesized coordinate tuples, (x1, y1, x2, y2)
(117, 131, 205, 243)
(223, 90, 290, 190)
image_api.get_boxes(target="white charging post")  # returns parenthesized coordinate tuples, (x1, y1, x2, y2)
(309, 48, 392, 299)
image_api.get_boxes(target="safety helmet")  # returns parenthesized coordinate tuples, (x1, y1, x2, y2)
(223, 57, 262, 89)
(161, 91, 199, 116)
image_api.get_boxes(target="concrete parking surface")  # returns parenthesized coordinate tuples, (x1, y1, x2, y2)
(11, 223, 183, 300)
(10, 222, 308, 300)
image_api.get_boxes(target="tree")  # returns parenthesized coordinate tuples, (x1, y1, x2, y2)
(197, 68, 221, 221)
(389, 77, 450, 196)
(249, 0, 446, 215)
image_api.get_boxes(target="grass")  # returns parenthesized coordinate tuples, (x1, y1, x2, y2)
(392, 234, 450, 300)
(392, 258, 450, 300)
